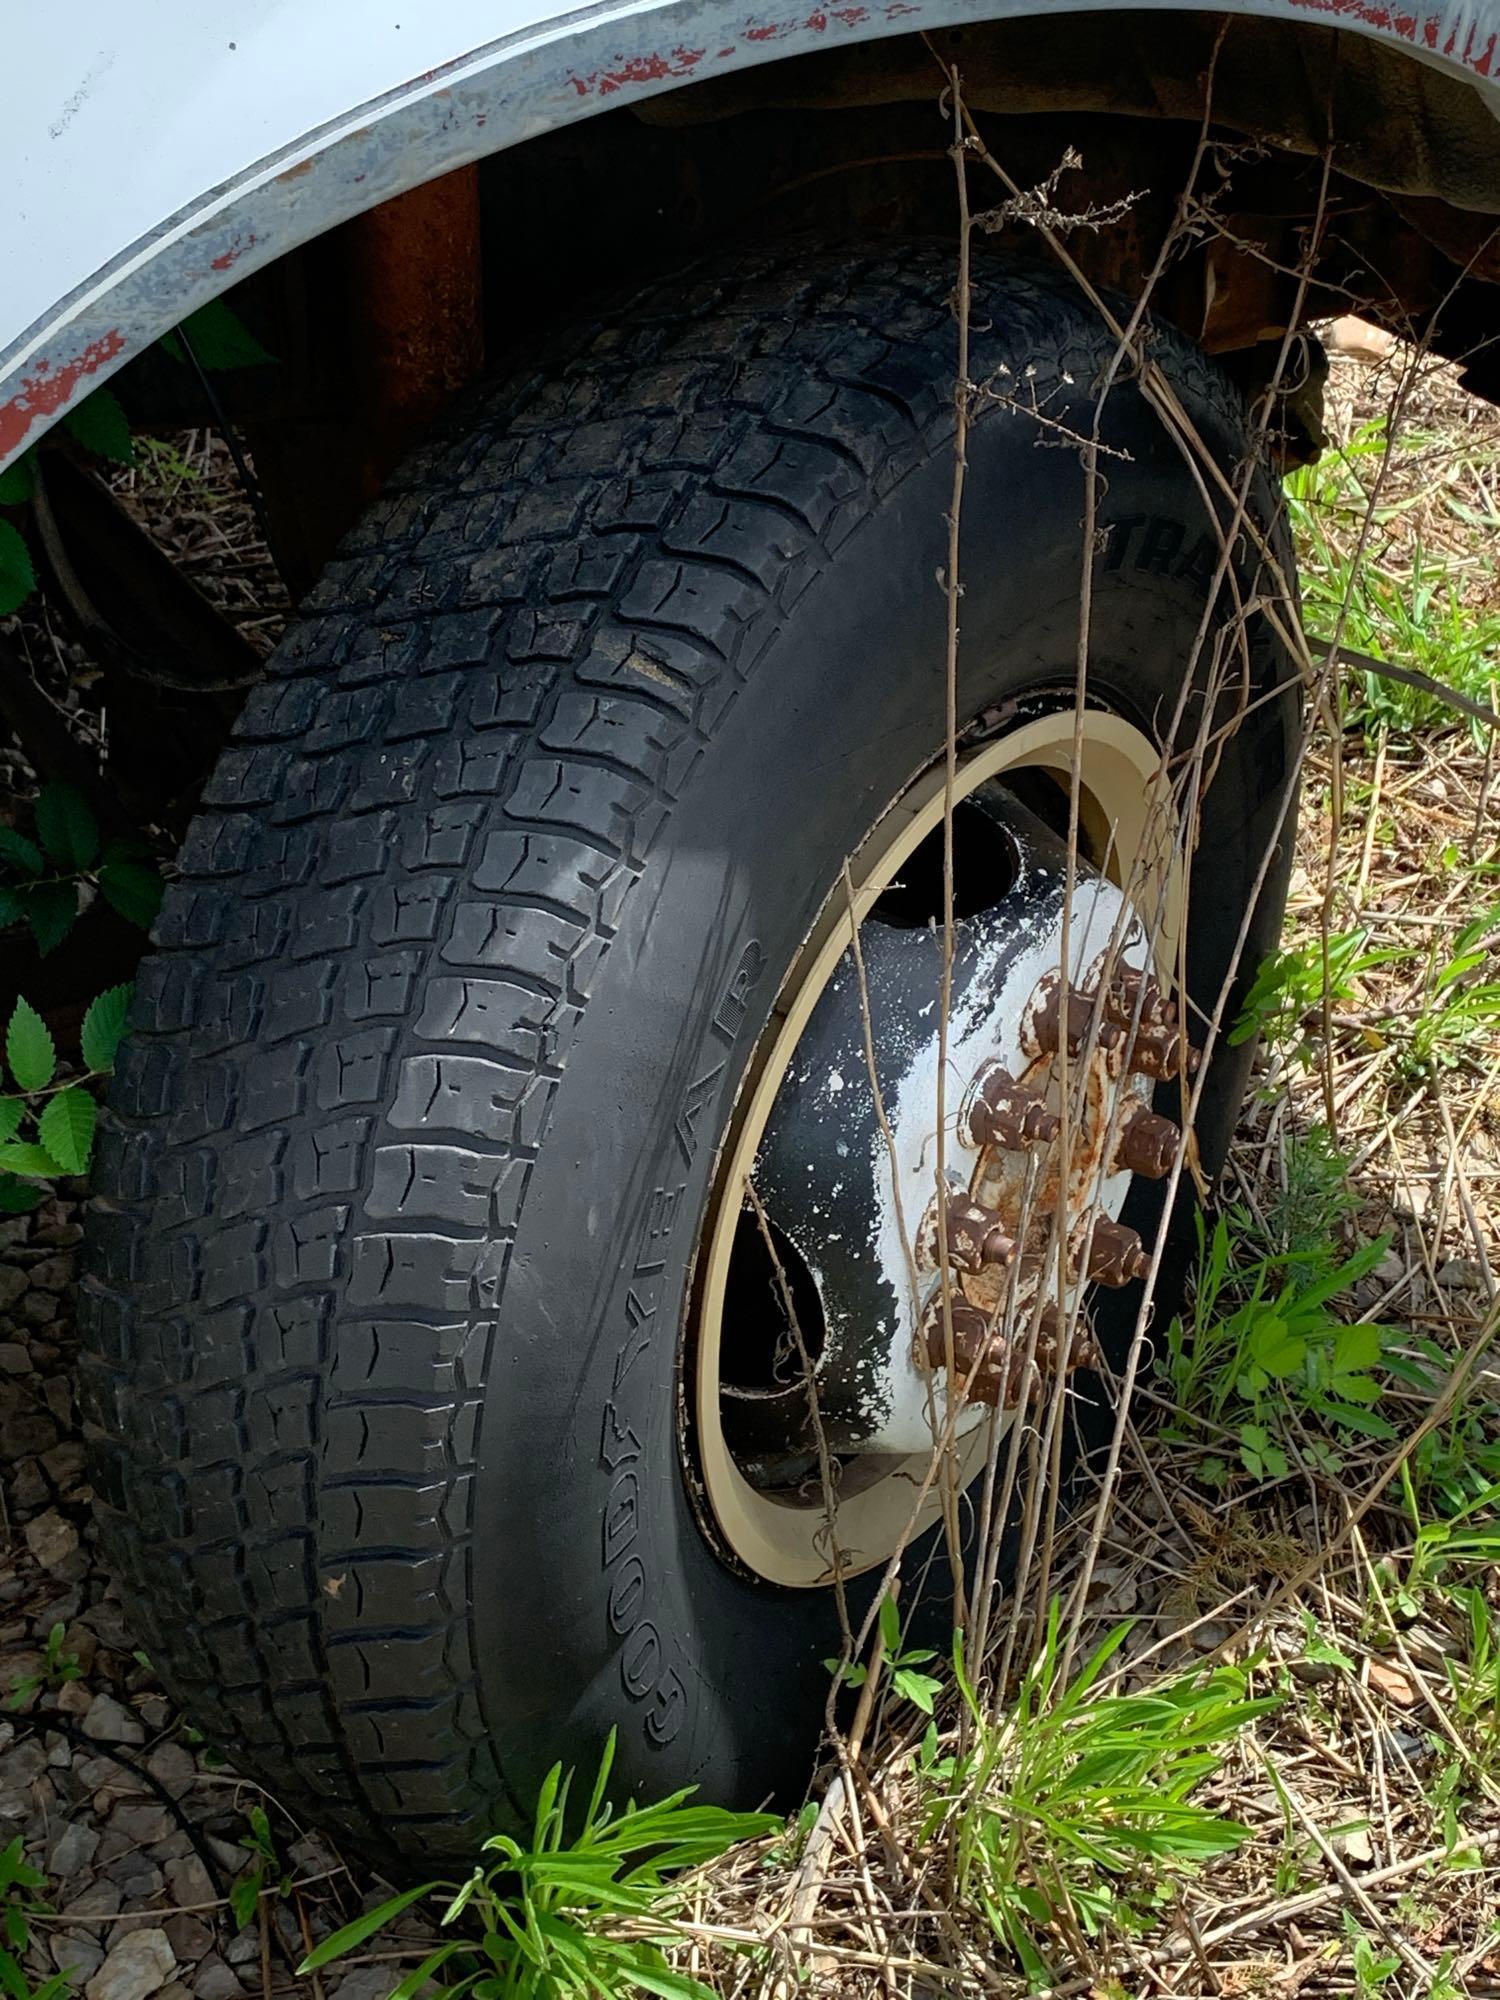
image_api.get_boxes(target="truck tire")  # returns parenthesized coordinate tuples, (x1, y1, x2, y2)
(81, 243, 1298, 1865)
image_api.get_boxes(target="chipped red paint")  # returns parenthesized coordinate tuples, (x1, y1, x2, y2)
(0, 329, 125, 459)
(569, 43, 706, 94)
(209, 232, 258, 272)
(1282, 0, 1493, 65)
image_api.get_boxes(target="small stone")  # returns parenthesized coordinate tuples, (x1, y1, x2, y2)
(0, 1728, 49, 1779)
(9, 1459, 48, 1510)
(53, 1933, 105, 1982)
(191, 1959, 244, 2000)
(1373, 1248, 1405, 1286)
(107, 1856, 164, 1901)
(157, 1985, 195, 2000)
(76, 1754, 139, 1793)
(0, 1268, 26, 1312)
(1367, 1659, 1417, 1707)
(137, 1697, 172, 1732)
(82, 1693, 146, 1745)
(0, 1344, 32, 1375)
(1436, 1257, 1487, 1290)
(84, 1928, 176, 2000)
(144, 1742, 196, 1798)
(33, 1221, 82, 1248)
(330, 1968, 407, 2000)
(222, 1934, 259, 1970)
(108, 1804, 173, 1845)
(49, 1821, 101, 1878)
(163, 1857, 214, 1908)
(42, 1376, 73, 1425)
(20, 1291, 59, 1326)
(162, 1918, 213, 1967)
(25, 1509, 79, 1570)
(63, 1881, 123, 1923)
(54, 1676, 92, 1718)
(41, 1440, 87, 1487)
(1, 1409, 59, 1458)
(28, 1257, 72, 1293)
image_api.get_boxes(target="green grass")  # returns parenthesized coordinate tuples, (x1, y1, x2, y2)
(1287, 417, 1500, 746)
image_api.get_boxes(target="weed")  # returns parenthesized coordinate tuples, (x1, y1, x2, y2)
(1342, 1911, 1401, 1992)
(1392, 903, 1500, 1083)
(1163, 1210, 1401, 1487)
(914, 1607, 1275, 1982)
(229, 1806, 289, 1930)
(5, 1624, 82, 1711)
(1232, 931, 1398, 1062)
(0, 1840, 76, 2000)
(826, 1592, 943, 1715)
(0, 985, 132, 1212)
(300, 1730, 775, 2000)
(0, 780, 163, 954)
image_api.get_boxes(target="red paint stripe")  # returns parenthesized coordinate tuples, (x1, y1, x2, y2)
(0, 330, 125, 461)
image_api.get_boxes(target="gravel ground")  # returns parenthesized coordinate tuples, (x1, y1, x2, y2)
(0, 1197, 386, 2000)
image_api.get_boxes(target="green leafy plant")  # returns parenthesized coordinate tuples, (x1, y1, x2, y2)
(1163, 1210, 1408, 1487)
(0, 984, 132, 1210)
(1232, 930, 1399, 1060)
(1392, 903, 1500, 1083)
(826, 1592, 943, 1715)
(299, 1731, 775, 2000)
(0, 780, 163, 953)
(229, 1806, 290, 1930)
(5, 1624, 83, 1712)
(915, 1606, 1275, 1982)
(0, 1839, 78, 2000)
(1342, 1911, 1401, 1993)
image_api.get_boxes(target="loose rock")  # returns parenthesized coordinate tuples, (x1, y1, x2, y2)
(85, 1929, 177, 2000)
(82, 1693, 146, 1745)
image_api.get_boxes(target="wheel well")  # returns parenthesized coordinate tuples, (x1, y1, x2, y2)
(106, 7, 1500, 578)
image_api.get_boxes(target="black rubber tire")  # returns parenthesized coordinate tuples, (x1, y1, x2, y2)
(81, 242, 1297, 1866)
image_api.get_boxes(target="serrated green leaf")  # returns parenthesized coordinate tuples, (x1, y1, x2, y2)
(172, 298, 275, 372)
(80, 984, 133, 1073)
(0, 1103, 20, 1144)
(0, 1144, 64, 1178)
(38, 1089, 96, 1176)
(0, 1179, 42, 1213)
(0, 519, 34, 616)
(34, 781, 98, 870)
(5, 999, 53, 1093)
(0, 887, 21, 927)
(0, 454, 34, 506)
(0, 828, 44, 879)
(24, 882, 79, 957)
(61, 387, 132, 465)
(1247, 1314, 1305, 1378)
(97, 859, 163, 929)
(1332, 1323, 1383, 1376)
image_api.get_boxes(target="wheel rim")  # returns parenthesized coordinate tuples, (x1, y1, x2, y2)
(690, 710, 1185, 1588)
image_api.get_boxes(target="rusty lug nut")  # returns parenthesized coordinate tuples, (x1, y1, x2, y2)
(1103, 967, 1178, 1032)
(917, 1189, 1018, 1276)
(966, 1060, 1062, 1150)
(1112, 1102, 1182, 1179)
(1073, 1215, 1152, 1288)
(921, 1297, 1101, 1408)
(1126, 1023, 1202, 1082)
(1031, 982, 1125, 1062)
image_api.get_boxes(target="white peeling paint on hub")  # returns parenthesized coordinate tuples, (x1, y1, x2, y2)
(860, 872, 1148, 1456)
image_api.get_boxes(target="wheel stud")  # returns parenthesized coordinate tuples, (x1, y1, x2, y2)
(1073, 1215, 1151, 1287)
(1125, 1024, 1201, 1081)
(918, 1190, 1018, 1275)
(920, 1295, 1102, 1406)
(1029, 981, 1125, 1062)
(966, 1060, 1061, 1150)
(1112, 1103, 1181, 1179)
(1103, 967, 1178, 1032)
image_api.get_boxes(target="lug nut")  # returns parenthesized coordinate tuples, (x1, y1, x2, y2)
(966, 1061, 1061, 1150)
(918, 1189, 1018, 1275)
(1073, 1215, 1151, 1288)
(1112, 1102, 1182, 1179)
(1103, 968, 1178, 1033)
(1126, 1024, 1201, 1082)
(920, 1295, 1102, 1407)
(1029, 980, 1125, 1062)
